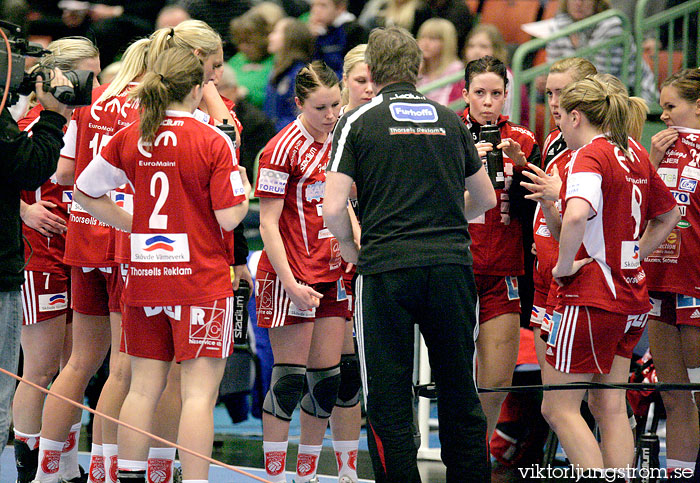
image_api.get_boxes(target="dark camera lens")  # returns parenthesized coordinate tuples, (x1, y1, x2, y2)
(52, 69, 93, 106)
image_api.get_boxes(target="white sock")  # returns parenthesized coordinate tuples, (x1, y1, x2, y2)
(88, 444, 105, 483)
(103, 443, 119, 483)
(13, 428, 40, 450)
(263, 440, 288, 483)
(295, 443, 323, 483)
(333, 439, 359, 481)
(35, 438, 65, 482)
(118, 459, 148, 471)
(147, 447, 177, 483)
(59, 422, 82, 480)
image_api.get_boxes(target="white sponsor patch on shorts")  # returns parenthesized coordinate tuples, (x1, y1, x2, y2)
(38, 292, 68, 312)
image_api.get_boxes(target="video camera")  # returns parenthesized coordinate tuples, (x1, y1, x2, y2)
(0, 20, 93, 107)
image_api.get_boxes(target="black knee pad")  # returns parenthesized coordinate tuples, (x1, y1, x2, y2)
(336, 353, 361, 407)
(300, 365, 341, 418)
(262, 364, 306, 421)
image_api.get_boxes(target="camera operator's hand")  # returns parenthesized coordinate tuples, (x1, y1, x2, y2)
(36, 68, 74, 121)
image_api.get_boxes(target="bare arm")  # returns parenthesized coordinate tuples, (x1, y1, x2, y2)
(552, 197, 592, 284)
(73, 189, 132, 232)
(464, 166, 497, 220)
(215, 166, 251, 231)
(55, 156, 76, 185)
(214, 202, 249, 232)
(259, 197, 322, 310)
(540, 199, 562, 241)
(639, 206, 681, 260)
(324, 171, 359, 264)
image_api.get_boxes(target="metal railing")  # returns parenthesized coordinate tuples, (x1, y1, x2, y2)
(510, 9, 631, 129)
(634, 0, 700, 114)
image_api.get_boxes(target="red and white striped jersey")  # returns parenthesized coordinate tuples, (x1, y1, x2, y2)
(19, 105, 71, 273)
(255, 118, 343, 284)
(76, 111, 246, 306)
(556, 135, 676, 314)
(62, 83, 140, 267)
(533, 129, 571, 297)
(644, 127, 700, 297)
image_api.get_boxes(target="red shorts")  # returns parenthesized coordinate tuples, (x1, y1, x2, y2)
(71, 266, 121, 316)
(255, 270, 349, 328)
(649, 291, 700, 327)
(121, 297, 234, 362)
(545, 305, 647, 374)
(21, 270, 71, 325)
(529, 288, 549, 329)
(475, 275, 521, 324)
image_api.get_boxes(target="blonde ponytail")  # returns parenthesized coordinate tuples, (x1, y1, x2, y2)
(96, 38, 150, 104)
(560, 76, 630, 155)
(130, 47, 204, 146)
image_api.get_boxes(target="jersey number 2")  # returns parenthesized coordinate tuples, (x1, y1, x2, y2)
(150, 171, 169, 229)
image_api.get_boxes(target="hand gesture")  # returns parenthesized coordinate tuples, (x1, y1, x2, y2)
(22, 200, 67, 237)
(552, 258, 592, 286)
(498, 138, 526, 166)
(522, 162, 563, 203)
(287, 281, 323, 311)
(650, 128, 679, 167)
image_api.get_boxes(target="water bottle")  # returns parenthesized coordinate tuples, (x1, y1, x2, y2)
(233, 279, 250, 346)
(479, 122, 505, 189)
(217, 118, 238, 150)
(635, 432, 661, 482)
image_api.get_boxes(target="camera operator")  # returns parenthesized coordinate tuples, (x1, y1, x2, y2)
(0, 68, 73, 459)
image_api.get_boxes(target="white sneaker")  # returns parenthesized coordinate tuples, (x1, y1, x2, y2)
(339, 477, 357, 483)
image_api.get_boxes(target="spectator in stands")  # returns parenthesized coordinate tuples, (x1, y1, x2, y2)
(177, 0, 252, 55)
(413, 0, 475, 55)
(357, 0, 416, 32)
(155, 4, 191, 29)
(228, 11, 275, 110)
(89, 2, 159, 67)
(264, 18, 315, 132)
(248, 2, 285, 31)
(545, 0, 658, 104)
(416, 18, 464, 110)
(308, 0, 368, 78)
(464, 24, 515, 118)
(218, 64, 277, 175)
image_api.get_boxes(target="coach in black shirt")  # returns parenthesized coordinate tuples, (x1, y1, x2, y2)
(324, 26, 495, 483)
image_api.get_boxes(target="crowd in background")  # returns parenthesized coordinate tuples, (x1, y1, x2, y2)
(3, 0, 700, 481)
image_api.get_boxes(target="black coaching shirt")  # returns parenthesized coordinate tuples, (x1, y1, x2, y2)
(328, 82, 482, 275)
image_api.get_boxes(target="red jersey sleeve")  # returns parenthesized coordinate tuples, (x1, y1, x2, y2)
(209, 133, 246, 210)
(254, 129, 293, 199)
(75, 131, 129, 199)
(565, 148, 604, 215)
(646, 168, 677, 220)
